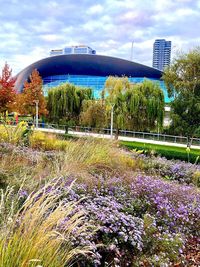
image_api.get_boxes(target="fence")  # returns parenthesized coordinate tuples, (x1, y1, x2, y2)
(67, 126, 200, 146)
(1, 120, 200, 146)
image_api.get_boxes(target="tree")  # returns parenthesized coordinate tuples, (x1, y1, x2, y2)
(0, 63, 16, 114)
(103, 77, 164, 137)
(47, 83, 92, 123)
(103, 77, 129, 138)
(162, 47, 200, 141)
(80, 100, 107, 128)
(125, 80, 164, 131)
(21, 69, 47, 117)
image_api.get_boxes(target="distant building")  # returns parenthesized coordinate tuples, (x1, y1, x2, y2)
(50, 45, 96, 56)
(152, 39, 171, 71)
(15, 54, 173, 103)
(50, 49, 63, 56)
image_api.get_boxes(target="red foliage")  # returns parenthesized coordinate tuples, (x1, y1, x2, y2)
(0, 63, 16, 113)
(20, 69, 47, 116)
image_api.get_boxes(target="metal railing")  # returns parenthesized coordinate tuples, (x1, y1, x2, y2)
(1, 120, 200, 146)
(67, 126, 200, 146)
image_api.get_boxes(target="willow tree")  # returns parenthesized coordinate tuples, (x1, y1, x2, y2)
(47, 83, 92, 123)
(125, 80, 164, 131)
(103, 77, 164, 134)
(103, 76, 130, 137)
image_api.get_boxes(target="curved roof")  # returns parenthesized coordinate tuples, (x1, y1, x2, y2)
(15, 54, 162, 91)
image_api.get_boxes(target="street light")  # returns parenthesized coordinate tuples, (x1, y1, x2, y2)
(34, 100, 39, 128)
(110, 104, 115, 139)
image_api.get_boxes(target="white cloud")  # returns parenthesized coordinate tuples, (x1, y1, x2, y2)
(40, 34, 64, 42)
(0, 0, 200, 74)
(87, 4, 103, 15)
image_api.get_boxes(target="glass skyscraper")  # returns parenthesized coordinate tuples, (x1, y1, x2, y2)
(152, 39, 171, 71)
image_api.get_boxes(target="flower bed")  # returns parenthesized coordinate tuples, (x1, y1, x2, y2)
(28, 174, 200, 266)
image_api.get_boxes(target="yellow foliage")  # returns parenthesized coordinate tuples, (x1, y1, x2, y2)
(119, 154, 138, 169)
(0, 121, 28, 144)
(29, 131, 69, 151)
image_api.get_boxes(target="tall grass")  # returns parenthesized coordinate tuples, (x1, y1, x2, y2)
(29, 131, 139, 174)
(0, 183, 94, 267)
(0, 130, 140, 191)
(0, 122, 28, 145)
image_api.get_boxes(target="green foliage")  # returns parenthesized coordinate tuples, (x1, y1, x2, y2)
(80, 99, 107, 128)
(121, 141, 200, 163)
(103, 77, 165, 133)
(162, 47, 200, 138)
(103, 76, 129, 132)
(47, 83, 93, 122)
(141, 214, 183, 266)
(125, 79, 164, 131)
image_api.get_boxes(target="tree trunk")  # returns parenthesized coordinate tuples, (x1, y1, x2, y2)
(115, 127, 119, 140)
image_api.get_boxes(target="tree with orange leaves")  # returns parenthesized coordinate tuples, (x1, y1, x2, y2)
(0, 63, 16, 114)
(21, 69, 47, 117)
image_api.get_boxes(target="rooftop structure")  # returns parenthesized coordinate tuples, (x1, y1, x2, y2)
(50, 45, 96, 56)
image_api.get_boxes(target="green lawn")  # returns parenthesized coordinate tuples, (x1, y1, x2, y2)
(121, 141, 200, 163)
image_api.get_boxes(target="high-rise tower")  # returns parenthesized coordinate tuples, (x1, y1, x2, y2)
(153, 39, 171, 71)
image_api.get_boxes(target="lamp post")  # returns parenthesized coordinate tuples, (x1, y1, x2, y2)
(110, 104, 115, 139)
(34, 100, 39, 128)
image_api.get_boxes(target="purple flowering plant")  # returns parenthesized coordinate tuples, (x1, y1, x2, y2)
(27, 172, 200, 266)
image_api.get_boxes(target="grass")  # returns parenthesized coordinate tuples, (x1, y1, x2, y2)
(0, 183, 93, 267)
(0, 136, 139, 192)
(0, 130, 200, 266)
(120, 141, 200, 163)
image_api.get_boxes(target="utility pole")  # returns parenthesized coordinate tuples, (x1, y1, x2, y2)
(130, 41, 134, 61)
(110, 104, 115, 139)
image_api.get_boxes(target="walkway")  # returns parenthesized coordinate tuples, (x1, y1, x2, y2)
(36, 127, 200, 150)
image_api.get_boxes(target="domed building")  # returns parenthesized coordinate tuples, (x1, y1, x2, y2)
(15, 54, 172, 103)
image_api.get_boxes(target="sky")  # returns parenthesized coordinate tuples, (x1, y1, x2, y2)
(0, 0, 200, 75)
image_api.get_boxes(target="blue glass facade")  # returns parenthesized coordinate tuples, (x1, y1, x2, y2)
(15, 54, 171, 103)
(43, 75, 173, 103)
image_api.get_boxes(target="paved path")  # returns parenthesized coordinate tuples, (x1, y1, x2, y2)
(35, 127, 200, 150)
